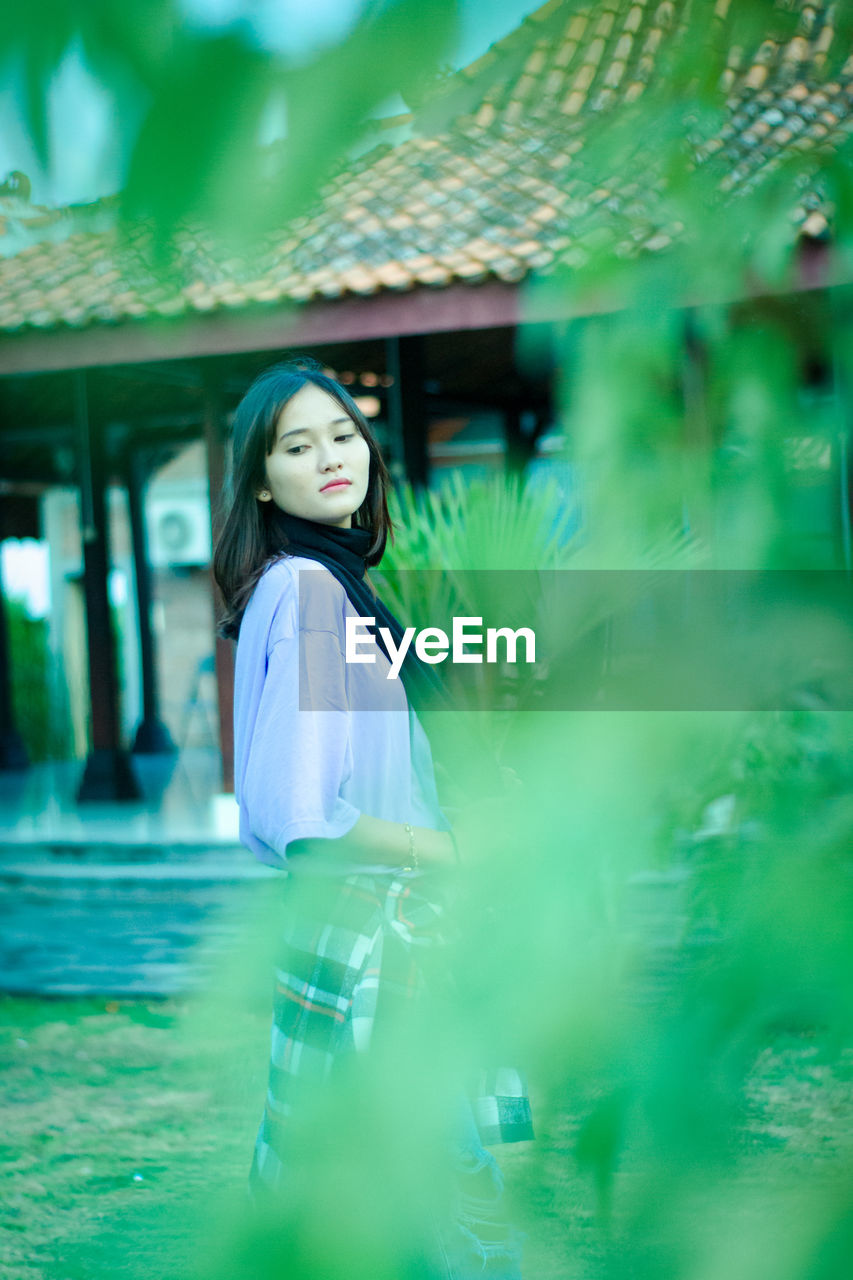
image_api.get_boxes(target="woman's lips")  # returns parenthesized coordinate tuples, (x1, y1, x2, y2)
(320, 479, 351, 492)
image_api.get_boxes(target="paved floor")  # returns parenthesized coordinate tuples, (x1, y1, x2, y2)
(0, 751, 696, 999)
(0, 750, 281, 996)
(0, 748, 239, 849)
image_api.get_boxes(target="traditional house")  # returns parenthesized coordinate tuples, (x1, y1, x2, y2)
(0, 0, 849, 797)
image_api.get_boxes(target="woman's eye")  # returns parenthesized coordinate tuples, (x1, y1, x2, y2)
(286, 445, 307, 455)
(336, 433, 356, 442)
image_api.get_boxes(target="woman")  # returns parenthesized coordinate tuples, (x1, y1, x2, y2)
(213, 358, 531, 1278)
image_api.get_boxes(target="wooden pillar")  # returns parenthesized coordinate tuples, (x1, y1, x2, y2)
(502, 401, 552, 474)
(0, 577, 28, 770)
(681, 311, 714, 548)
(502, 404, 524, 474)
(829, 287, 853, 574)
(126, 445, 176, 754)
(385, 335, 429, 490)
(503, 323, 557, 473)
(203, 369, 234, 792)
(74, 371, 140, 801)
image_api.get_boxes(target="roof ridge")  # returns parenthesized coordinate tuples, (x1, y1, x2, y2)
(0, 192, 119, 257)
(457, 0, 567, 81)
(407, 0, 571, 135)
(0, 0, 849, 332)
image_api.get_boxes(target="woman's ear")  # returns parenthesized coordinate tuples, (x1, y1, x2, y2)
(256, 489, 272, 502)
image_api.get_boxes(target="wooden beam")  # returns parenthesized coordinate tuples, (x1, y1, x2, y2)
(0, 282, 522, 376)
(2, 273, 853, 381)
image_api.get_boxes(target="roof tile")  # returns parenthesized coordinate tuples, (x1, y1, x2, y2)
(605, 60, 628, 89)
(573, 63, 596, 93)
(555, 38, 578, 68)
(746, 64, 769, 89)
(0, 0, 848, 333)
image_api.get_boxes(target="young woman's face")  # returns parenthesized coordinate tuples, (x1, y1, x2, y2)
(258, 383, 371, 528)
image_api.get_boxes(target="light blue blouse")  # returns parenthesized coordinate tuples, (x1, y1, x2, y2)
(233, 555, 451, 873)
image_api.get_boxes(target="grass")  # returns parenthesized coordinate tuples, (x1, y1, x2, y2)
(1, 997, 851, 1280)
(0, 995, 268, 1280)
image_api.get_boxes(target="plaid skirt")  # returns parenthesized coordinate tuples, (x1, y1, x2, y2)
(249, 867, 533, 1278)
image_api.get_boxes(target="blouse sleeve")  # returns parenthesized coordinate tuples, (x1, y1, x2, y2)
(240, 623, 361, 858)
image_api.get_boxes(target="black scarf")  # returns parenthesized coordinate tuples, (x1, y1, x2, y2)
(267, 508, 447, 713)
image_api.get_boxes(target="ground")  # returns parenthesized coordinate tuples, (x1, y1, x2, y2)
(1, 996, 851, 1280)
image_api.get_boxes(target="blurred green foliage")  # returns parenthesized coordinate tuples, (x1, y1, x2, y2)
(4, 0, 853, 1277)
(6, 599, 73, 761)
(1, 0, 458, 250)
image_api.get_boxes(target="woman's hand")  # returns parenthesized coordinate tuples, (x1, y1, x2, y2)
(288, 766, 524, 872)
(289, 814, 457, 872)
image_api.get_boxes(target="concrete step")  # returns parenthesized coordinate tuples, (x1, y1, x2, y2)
(0, 849, 275, 880)
(0, 846, 281, 998)
(0, 840, 249, 865)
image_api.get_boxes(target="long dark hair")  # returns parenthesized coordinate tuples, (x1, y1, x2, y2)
(213, 357, 393, 640)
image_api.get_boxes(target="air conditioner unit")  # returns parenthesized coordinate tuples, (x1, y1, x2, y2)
(146, 495, 212, 568)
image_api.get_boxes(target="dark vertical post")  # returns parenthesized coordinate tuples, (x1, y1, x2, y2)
(203, 367, 234, 793)
(830, 287, 853, 574)
(502, 403, 528, 474)
(385, 335, 429, 490)
(502, 401, 551, 475)
(681, 310, 713, 548)
(74, 371, 140, 801)
(0, 576, 28, 770)
(384, 337, 406, 481)
(126, 445, 176, 753)
(504, 323, 557, 473)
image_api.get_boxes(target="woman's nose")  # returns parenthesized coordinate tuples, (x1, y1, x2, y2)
(319, 447, 343, 471)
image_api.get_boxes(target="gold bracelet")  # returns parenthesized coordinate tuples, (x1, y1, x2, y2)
(403, 822, 419, 871)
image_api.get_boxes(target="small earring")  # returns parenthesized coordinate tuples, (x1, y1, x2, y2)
(258, 490, 270, 501)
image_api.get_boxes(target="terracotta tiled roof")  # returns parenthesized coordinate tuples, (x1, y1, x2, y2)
(0, 0, 850, 333)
